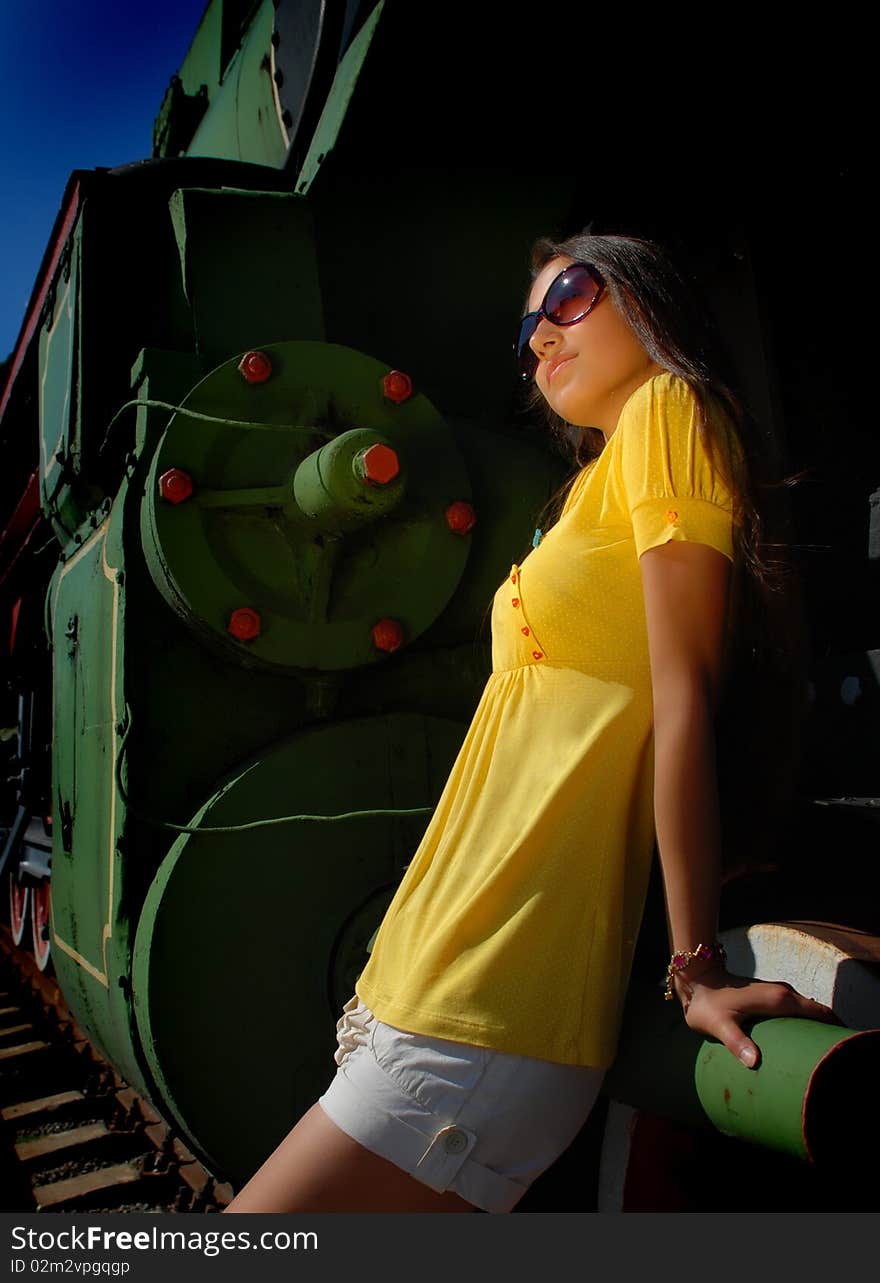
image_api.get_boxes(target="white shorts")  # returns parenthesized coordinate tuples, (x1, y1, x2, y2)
(318, 995, 605, 1213)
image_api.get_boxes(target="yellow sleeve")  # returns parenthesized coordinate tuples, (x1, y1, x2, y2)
(616, 373, 737, 563)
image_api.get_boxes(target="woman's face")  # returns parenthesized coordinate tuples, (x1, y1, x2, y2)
(526, 255, 665, 442)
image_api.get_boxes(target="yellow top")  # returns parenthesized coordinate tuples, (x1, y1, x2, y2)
(356, 372, 738, 1068)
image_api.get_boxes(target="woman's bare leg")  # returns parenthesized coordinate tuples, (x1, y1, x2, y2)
(222, 1103, 477, 1213)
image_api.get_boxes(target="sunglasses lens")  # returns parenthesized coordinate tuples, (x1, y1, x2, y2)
(545, 264, 602, 325)
(515, 313, 540, 381)
(514, 265, 603, 382)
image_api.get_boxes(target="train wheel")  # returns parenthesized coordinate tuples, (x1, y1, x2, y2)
(31, 880, 52, 971)
(9, 878, 29, 946)
(131, 710, 469, 1188)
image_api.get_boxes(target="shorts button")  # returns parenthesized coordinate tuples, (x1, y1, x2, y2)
(443, 1128, 468, 1155)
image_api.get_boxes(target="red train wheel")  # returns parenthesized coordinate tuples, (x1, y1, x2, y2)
(31, 881, 51, 971)
(9, 879, 29, 946)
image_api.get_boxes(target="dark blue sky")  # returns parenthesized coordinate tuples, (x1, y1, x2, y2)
(0, 0, 209, 359)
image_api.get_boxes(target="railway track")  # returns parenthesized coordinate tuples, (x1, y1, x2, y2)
(0, 926, 233, 1213)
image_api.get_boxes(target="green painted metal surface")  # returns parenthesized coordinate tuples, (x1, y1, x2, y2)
(168, 186, 323, 361)
(695, 1018, 875, 1161)
(160, 0, 223, 119)
(35, 164, 303, 558)
(140, 340, 472, 672)
(130, 712, 466, 1183)
(605, 984, 880, 1164)
(46, 497, 146, 1092)
(155, 0, 386, 182)
(293, 2, 385, 196)
(184, 2, 288, 167)
(38, 219, 96, 543)
(292, 427, 404, 530)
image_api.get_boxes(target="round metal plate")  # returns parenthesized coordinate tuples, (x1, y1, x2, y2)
(130, 710, 466, 1185)
(141, 341, 471, 672)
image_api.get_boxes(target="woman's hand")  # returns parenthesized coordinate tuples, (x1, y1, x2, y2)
(674, 966, 839, 1068)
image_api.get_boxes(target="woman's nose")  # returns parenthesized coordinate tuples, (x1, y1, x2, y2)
(529, 315, 559, 360)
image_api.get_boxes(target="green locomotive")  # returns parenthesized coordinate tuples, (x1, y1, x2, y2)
(1, 1, 878, 1207)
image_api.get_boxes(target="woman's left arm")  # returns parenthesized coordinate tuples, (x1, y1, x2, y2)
(640, 540, 836, 1068)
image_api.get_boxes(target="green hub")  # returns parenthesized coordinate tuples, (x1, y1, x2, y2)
(141, 341, 471, 672)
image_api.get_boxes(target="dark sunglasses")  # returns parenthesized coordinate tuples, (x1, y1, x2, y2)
(514, 262, 606, 382)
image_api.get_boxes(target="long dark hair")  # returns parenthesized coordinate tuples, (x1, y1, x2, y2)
(524, 231, 811, 883)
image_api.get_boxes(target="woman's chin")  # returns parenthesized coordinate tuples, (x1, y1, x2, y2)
(549, 394, 593, 428)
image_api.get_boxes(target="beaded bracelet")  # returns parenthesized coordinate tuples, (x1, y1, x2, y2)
(663, 941, 727, 1001)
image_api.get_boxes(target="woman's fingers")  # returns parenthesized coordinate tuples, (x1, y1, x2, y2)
(684, 975, 843, 1070)
(712, 1017, 760, 1068)
(735, 980, 838, 1024)
(684, 993, 762, 1067)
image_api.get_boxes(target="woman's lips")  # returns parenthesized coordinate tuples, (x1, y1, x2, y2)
(547, 355, 575, 383)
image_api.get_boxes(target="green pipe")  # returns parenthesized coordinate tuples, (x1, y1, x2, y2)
(605, 984, 880, 1163)
(292, 428, 404, 533)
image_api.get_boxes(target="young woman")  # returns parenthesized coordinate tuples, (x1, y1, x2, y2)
(223, 232, 834, 1214)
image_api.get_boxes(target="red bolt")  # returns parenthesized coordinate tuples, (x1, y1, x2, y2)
(372, 618, 404, 653)
(238, 350, 273, 384)
(382, 370, 413, 404)
(360, 444, 400, 485)
(158, 468, 194, 504)
(445, 501, 477, 534)
(228, 607, 262, 641)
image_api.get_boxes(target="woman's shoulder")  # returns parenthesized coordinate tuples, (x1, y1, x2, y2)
(612, 369, 740, 506)
(616, 372, 739, 460)
(617, 370, 695, 427)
